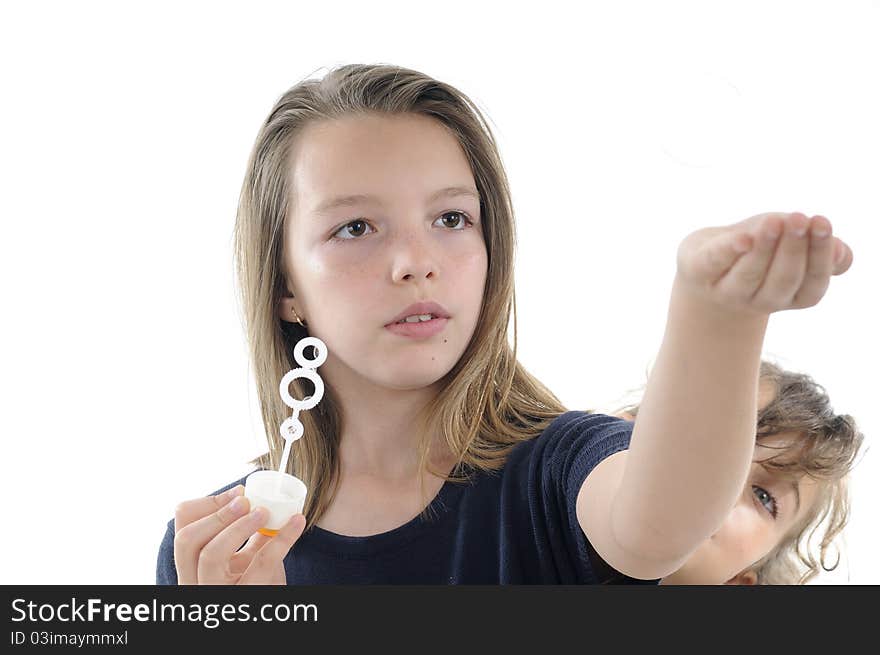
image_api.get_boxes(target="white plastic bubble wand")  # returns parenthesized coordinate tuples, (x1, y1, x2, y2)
(244, 336, 327, 536)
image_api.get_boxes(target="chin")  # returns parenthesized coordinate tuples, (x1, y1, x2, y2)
(377, 365, 451, 390)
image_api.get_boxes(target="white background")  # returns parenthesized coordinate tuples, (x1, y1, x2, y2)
(1, 0, 877, 584)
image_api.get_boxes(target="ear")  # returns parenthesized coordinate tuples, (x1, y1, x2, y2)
(724, 570, 758, 585)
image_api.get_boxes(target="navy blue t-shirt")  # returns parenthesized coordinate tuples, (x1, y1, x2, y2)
(156, 411, 657, 584)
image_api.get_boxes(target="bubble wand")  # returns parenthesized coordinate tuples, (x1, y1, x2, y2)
(244, 336, 327, 536)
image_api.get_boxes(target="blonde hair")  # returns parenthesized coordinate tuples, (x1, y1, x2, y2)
(233, 63, 569, 532)
(615, 359, 864, 584)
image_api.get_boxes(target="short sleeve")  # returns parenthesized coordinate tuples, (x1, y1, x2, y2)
(156, 519, 178, 585)
(532, 411, 660, 584)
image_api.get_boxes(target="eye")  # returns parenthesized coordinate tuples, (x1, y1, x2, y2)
(434, 211, 473, 230)
(331, 211, 474, 241)
(332, 219, 375, 241)
(752, 485, 778, 519)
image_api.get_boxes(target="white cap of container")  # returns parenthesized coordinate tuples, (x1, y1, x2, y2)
(244, 470, 307, 536)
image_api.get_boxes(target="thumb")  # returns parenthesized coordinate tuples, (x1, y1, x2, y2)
(239, 514, 307, 584)
(235, 531, 274, 560)
(686, 229, 753, 285)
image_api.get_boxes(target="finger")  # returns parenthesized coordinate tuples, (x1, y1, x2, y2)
(197, 505, 272, 584)
(832, 238, 853, 275)
(695, 228, 754, 286)
(752, 212, 810, 308)
(792, 215, 834, 308)
(240, 514, 307, 584)
(235, 531, 273, 558)
(227, 531, 274, 576)
(173, 491, 252, 585)
(714, 214, 783, 300)
(174, 485, 244, 534)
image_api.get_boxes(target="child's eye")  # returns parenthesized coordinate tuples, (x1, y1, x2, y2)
(332, 219, 374, 240)
(331, 211, 473, 241)
(434, 211, 472, 230)
(752, 485, 778, 519)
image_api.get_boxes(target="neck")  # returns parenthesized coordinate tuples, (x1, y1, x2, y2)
(322, 358, 451, 482)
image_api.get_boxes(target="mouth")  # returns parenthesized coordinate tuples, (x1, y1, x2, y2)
(384, 315, 449, 338)
(388, 313, 444, 325)
(386, 301, 451, 326)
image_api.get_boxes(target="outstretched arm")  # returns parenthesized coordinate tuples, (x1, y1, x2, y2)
(577, 212, 853, 580)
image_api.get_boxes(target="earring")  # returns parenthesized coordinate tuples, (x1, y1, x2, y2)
(277, 335, 327, 455)
(244, 335, 327, 536)
(291, 306, 308, 328)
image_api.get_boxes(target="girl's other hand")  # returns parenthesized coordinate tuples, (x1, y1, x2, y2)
(675, 212, 853, 316)
(173, 485, 306, 585)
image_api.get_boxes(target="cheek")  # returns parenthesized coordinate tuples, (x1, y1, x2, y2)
(453, 246, 489, 330)
(452, 239, 489, 289)
(301, 249, 375, 302)
(297, 234, 487, 321)
(714, 509, 754, 551)
(713, 504, 777, 568)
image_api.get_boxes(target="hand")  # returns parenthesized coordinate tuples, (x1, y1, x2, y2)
(675, 212, 853, 316)
(173, 485, 306, 585)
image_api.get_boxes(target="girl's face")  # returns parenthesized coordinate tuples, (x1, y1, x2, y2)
(279, 112, 488, 394)
(661, 432, 820, 585)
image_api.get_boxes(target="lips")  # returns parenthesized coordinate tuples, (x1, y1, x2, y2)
(385, 316, 448, 339)
(386, 301, 451, 326)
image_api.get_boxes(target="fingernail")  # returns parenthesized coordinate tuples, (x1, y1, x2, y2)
(250, 507, 267, 522)
(813, 222, 830, 238)
(230, 496, 248, 514)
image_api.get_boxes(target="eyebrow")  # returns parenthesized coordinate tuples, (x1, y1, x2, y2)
(311, 186, 480, 216)
(755, 456, 802, 515)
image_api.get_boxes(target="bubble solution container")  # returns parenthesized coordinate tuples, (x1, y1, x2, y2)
(244, 470, 307, 537)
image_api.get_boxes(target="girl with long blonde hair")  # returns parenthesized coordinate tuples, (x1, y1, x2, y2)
(157, 64, 853, 585)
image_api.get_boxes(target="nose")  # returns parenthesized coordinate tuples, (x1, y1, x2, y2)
(390, 227, 439, 284)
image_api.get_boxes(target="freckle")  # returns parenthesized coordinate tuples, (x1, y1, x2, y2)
(443, 339, 447, 343)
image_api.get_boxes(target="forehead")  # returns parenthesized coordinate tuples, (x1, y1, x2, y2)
(289, 113, 475, 208)
(753, 431, 809, 474)
(752, 432, 821, 518)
